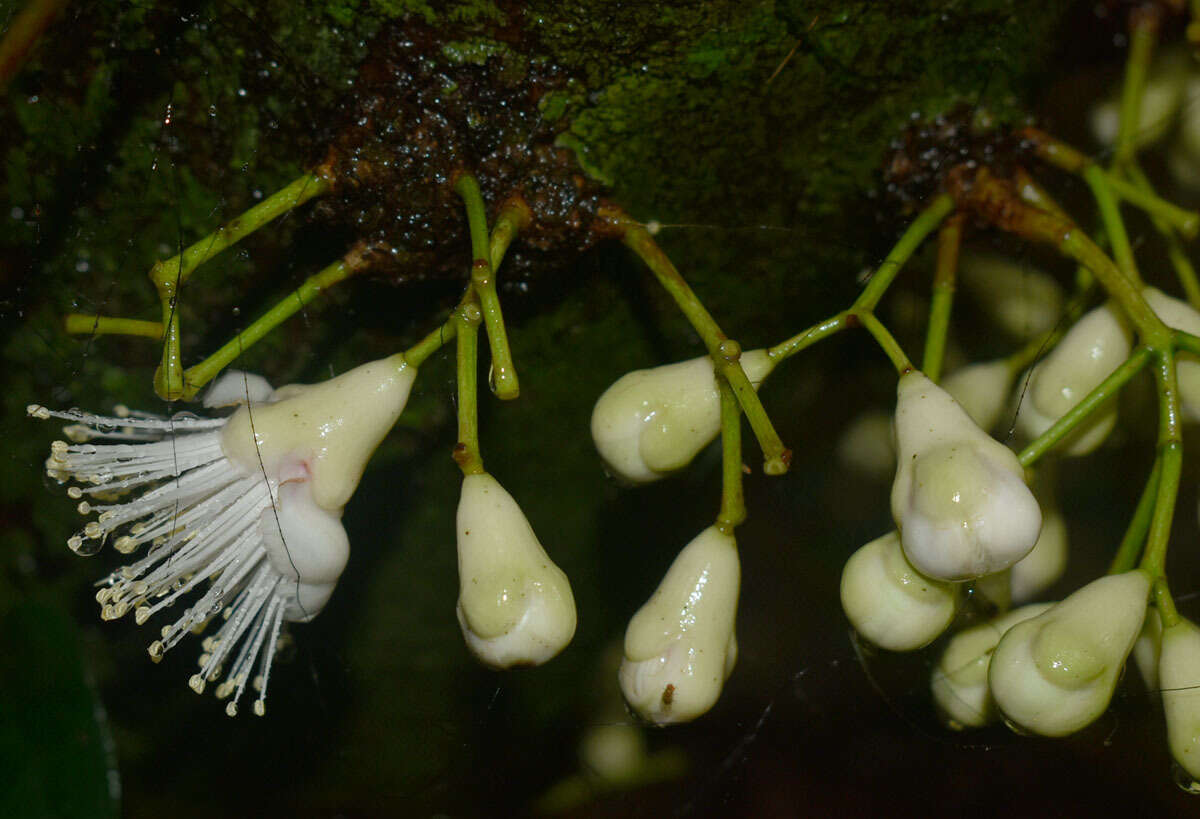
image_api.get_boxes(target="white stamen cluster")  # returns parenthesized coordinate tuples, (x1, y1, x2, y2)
(30, 402, 292, 717)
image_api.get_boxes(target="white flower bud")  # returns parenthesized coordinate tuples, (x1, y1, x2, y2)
(989, 570, 1150, 737)
(222, 356, 419, 512)
(1010, 509, 1068, 604)
(591, 350, 776, 484)
(1016, 302, 1132, 456)
(1160, 618, 1200, 782)
(941, 359, 1016, 432)
(932, 603, 1054, 729)
(1090, 51, 1187, 148)
(840, 531, 957, 651)
(619, 526, 740, 724)
(892, 370, 1042, 580)
(455, 472, 577, 668)
(836, 410, 896, 480)
(958, 252, 1065, 341)
(1142, 287, 1200, 422)
(1134, 608, 1163, 693)
(1173, 74, 1200, 161)
(203, 369, 275, 407)
(1168, 137, 1200, 191)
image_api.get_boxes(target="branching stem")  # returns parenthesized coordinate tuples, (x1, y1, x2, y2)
(455, 174, 522, 400)
(604, 207, 791, 475)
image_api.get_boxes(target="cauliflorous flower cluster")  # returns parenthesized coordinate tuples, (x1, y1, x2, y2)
(31, 357, 417, 715)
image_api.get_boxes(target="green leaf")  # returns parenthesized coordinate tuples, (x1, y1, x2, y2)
(0, 600, 119, 819)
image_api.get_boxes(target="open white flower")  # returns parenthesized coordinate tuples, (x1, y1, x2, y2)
(931, 602, 1053, 729)
(619, 525, 739, 724)
(892, 370, 1042, 581)
(1160, 617, 1200, 783)
(31, 355, 417, 715)
(455, 472, 576, 668)
(591, 349, 776, 484)
(989, 569, 1150, 737)
(840, 531, 957, 651)
(1016, 302, 1132, 456)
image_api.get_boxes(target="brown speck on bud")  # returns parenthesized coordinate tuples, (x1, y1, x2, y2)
(661, 683, 675, 706)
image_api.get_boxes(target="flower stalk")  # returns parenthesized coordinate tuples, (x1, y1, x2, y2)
(922, 214, 962, 383)
(453, 296, 486, 476)
(455, 174, 522, 401)
(604, 207, 791, 475)
(716, 372, 745, 533)
(151, 171, 333, 400)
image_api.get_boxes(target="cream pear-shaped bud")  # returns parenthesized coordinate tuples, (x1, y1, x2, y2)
(456, 472, 577, 668)
(989, 569, 1150, 737)
(1090, 53, 1186, 149)
(1159, 618, 1200, 782)
(1168, 138, 1200, 191)
(958, 252, 1065, 341)
(836, 410, 896, 480)
(619, 526, 740, 724)
(591, 349, 776, 484)
(1172, 74, 1200, 190)
(1015, 302, 1132, 456)
(1094, 50, 1185, 148)
(1173, 73, 1200, 160)
(221, 356, 418, 513)
(892, 370, 1042, 581)
(1141, 287, 1200, 422)
(1134, 608, 1164, 692)
(203, 369, 276, 407)
(931, 603, 1054, 729)
(941, 359, 1016, 432)
(1010, 508, 1068, 604)
(840, 531, 957, 651)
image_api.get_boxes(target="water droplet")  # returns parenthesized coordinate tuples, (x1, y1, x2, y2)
(1172, 762, 1200, 794)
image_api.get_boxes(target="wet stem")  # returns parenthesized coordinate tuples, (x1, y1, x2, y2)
(151, 172, 332, 400)
(455, 173, 522, 401)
